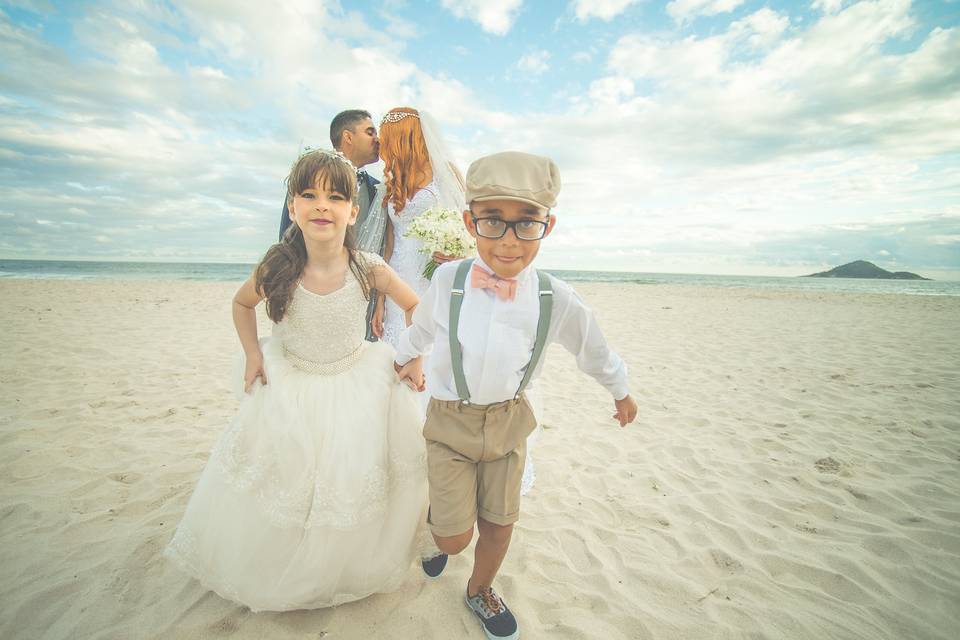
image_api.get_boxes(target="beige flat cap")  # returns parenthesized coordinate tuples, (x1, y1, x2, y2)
(465, 151, 561, 209)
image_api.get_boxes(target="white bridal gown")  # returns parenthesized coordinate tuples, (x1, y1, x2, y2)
(165, 252, 430, 611)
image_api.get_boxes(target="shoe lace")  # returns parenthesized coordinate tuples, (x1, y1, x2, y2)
(478, 587, 503, 615)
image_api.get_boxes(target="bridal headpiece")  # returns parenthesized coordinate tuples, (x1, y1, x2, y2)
(381, 111, 420, 125)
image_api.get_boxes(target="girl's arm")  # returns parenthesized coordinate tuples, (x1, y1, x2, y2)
(370, 263, 425, 391)
(233, 274, 266, 392)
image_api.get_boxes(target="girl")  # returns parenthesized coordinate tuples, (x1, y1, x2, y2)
(165, 149, 430, 611)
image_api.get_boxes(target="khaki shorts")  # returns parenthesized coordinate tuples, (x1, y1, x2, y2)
(423, 395, 537, 537)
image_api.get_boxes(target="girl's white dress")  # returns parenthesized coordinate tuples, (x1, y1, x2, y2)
(165, 253, 429, 612)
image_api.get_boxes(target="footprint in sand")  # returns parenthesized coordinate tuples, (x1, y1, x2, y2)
(108, 472, 143, 484)
(814, 457, 842, 474)
(710, 549, 744, 573)
(557, 529, 602, 573)
(207, 616, 239, 635)
(845, 486, 869, 501)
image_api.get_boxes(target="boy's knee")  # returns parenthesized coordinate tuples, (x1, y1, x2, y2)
(477, 518, 514, 545)
(433, 528, 473, 555)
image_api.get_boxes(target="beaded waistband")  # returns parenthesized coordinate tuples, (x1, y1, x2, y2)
(283, 342, 368, 375)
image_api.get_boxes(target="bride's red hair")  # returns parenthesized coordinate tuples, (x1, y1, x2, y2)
(379, 107, 431, 214)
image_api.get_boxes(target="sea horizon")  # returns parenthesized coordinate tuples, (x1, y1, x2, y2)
(2, 258, 958, 297)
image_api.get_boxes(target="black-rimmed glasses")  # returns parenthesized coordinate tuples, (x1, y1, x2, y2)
(471, 216, 549, 241)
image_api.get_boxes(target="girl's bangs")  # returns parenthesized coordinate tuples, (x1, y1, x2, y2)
(288, 153, 356, 200)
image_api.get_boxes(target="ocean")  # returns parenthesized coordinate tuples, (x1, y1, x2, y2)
(2, 259, 958, 297)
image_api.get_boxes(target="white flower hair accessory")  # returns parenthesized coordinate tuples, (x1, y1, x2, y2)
(300, 146, 357, 171)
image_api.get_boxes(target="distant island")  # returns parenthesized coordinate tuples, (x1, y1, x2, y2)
(803, 260, 930, 280)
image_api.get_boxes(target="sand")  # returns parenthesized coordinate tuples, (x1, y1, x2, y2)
(1, 278, 958, 640)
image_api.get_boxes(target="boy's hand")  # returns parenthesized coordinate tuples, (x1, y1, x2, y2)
(372, 294, 385, 337)
(394, 358, 426, 392)
(613, 394, 637, 427)
(243, 351, 267, 393)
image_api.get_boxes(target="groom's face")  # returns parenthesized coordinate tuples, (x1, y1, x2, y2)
(343, 118, 380, 168)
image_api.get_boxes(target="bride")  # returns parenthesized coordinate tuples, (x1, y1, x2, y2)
(364, 106, 539, 494)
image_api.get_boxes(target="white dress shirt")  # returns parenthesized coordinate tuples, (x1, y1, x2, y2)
(395, 257, 630, 405)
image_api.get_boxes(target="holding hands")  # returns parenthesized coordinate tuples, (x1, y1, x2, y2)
(394, 357, 426, 392)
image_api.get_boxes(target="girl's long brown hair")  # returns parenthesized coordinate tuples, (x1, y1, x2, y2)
(379, 107, 432, 214)
(256, 150, 370, 323)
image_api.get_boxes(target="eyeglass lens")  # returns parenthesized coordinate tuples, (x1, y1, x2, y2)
(475, 218, 546, 240)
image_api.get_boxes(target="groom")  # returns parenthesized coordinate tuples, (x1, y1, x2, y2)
(278, 109, 382, 244)
(278, 109, 386, 341)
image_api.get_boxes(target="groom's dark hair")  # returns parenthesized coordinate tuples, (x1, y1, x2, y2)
(330, 110, 372, 149)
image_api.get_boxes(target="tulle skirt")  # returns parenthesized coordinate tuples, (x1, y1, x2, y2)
(165, 338, 430, 611)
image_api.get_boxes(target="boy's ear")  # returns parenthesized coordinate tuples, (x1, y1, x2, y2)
(542, 213, 557, 238)
(462, 209, 478, 238)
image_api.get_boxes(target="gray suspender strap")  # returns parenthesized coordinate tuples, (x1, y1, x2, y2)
(448, 260, 554, 403)
(515, 270, 553, 398)
(449, 259, 474, 402)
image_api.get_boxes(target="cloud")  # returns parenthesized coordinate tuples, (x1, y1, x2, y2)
(813, 0, 845, 14)
(538, 210, 960, 277)
(572, 0, 642, 21)
(729, 8, 789, 49)
(1, 0, 957, 277)
(382, 13, 418, 39)
(440, 0, 523, 36)
(666, 0, 746, 24)
(592, 0, 958, 170)
(0, 1, 509, 262)
(516, 49, 551, 75)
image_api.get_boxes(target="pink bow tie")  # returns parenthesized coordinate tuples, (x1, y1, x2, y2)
(471, 264, 518, 301)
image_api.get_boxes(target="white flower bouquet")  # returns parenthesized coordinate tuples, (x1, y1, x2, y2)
(403, 207, 476, 279)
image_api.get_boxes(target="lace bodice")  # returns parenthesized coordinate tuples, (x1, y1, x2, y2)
(388, 181, 439, 242)
(274, 252, 384, 370)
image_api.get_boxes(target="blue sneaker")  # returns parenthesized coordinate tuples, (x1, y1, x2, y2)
(465, 586, 518, 639)
(421, 553, 448, 578)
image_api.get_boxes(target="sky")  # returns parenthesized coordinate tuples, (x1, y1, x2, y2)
(1, 0, 958, 278)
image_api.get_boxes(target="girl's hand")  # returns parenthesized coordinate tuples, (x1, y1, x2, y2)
(432, 251, 459, 264)
(372, 293, 385, 338)
(613, 394, 637, 427)
(244, 351, 267, 393)
(394, 358, 426, 392)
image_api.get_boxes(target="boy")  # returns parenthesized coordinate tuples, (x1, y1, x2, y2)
(395, 151, 637, 640)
